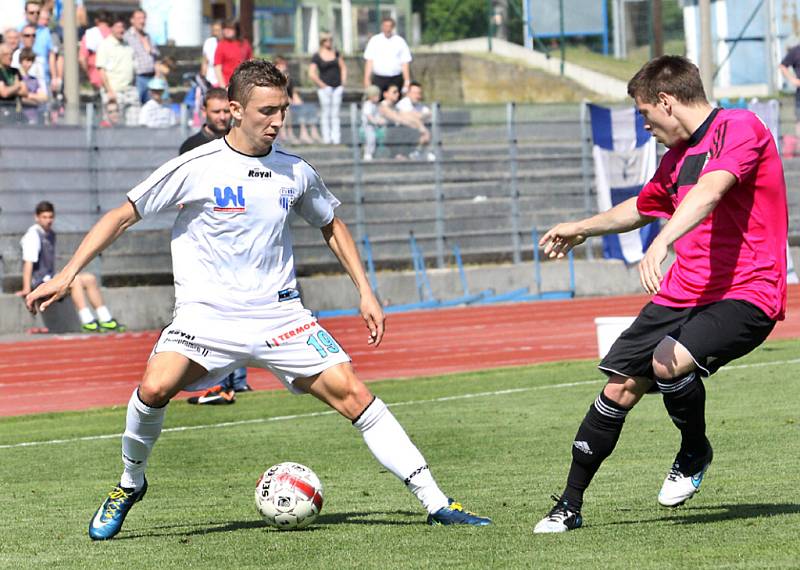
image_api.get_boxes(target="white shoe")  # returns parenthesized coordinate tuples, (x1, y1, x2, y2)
(363, 153, 373, 161)
(533, 495, 583, 534)
(658, 447, 713, 507)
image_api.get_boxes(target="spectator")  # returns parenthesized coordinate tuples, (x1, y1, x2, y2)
(396, 81, 431, 121)
(361, 84, 386, 161)
(201, 20, 222, 87)
(3, 28, 20, 53)
(0, 43, 27, 123)
(17, 201, 126, 333)
(309, 32, 346, 145)
(138, 76, 176, 128)
(213, 19, 252, 88)
(19, 1, 55, 91)
(12, 24, 44, 86)
(50, 0, 87, 30)
(274, 55, 321, 145)
(97, 16, 138, 126)
(363, 17, 411, 99)
(99, 100, 121, 127)
(18, 47, 46, 122)
(379, 83, 432, 160)
(124, 8, 158, 104)
(179, 87, 230, 154)
(79, 10, 111, 95)
(37, 7, 60, 95)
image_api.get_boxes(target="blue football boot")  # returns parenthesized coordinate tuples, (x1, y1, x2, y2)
(88, 478, 148, 540)
(427, 498, 492, 526)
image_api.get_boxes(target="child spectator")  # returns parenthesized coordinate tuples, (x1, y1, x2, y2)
(138, 76, 176, 128)
(361, 84, 386, 160)
(18, 47, 46, 122)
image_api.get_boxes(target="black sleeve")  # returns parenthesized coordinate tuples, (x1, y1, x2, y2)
(311, 53, 321, 66)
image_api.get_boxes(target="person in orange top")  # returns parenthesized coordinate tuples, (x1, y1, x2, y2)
(213, 19, 252, 88)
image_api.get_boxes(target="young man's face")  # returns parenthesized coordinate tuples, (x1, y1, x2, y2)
(205, 96, 232, 135)
(25, 2, 39, 26)
(36, 211, 54, 231)
(232, 85, 288, 149)
(381, 20, 394, 37)
(211, 22, 222, 39)
(408, 85, 423, 103)
(130, 11, 146, 32)
(635, 95, 681, 148)
(110, 22, 125, 40)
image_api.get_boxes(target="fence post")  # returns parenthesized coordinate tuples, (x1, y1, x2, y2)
(349, 102, 365, 243)
(86, 102, 103, 282)
(432, 102, 445, 268)
(507, 101, 521, 264)
(579, 99, 595, 260)
(179, 105, 188, 140)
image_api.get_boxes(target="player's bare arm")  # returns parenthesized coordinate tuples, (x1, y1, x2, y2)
(321, 217, 385, 347)
(639, 169, 736, 294)
(540, 197, 655, 259)
(25, 201, 140, 313)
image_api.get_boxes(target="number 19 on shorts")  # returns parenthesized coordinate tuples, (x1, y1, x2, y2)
(307, 330, 341, 358)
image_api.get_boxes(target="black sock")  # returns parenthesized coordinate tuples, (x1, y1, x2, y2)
(657, 372, 708, 463)
(562, 392, 630, 511)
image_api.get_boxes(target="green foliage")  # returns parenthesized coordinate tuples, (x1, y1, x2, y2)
(2, 338, 799, 568)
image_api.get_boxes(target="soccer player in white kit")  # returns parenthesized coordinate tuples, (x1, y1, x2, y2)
(26, 59, 491, 540)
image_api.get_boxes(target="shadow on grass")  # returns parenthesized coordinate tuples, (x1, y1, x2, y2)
(608, 503, 800, 527)
(116, 510, 420, 539)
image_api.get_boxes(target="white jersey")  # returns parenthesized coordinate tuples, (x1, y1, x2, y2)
(127, 137, 340, 314)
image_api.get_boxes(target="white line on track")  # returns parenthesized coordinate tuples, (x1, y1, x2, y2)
(1, 357, 797, 450)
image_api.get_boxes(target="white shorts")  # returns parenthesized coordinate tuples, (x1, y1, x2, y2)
(151, 300, 351, 393)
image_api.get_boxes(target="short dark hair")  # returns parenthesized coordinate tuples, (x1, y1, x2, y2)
(409, 81, 422, 89)
(228, 59, 287, 107)
(35, 201, 54, 215)
(95, 10, 110, 24)
(111, 15, 126, 27)
(19, 47, 35, 62)
(627, 55, 707, 105)
(204, 86, 228, 106)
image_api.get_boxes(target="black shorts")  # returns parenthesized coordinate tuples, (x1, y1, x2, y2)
(598, 300, 775, 379)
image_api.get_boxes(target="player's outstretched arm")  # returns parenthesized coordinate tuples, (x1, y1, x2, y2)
(539, 197, 654, 259)
(321, 217, 385, 347)
(638, 170, 735, 294)
(25, 201, 141, 314)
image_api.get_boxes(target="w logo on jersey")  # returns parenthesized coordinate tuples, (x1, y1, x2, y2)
(279, 187, 296, 211)
(213, 186, 246, 212)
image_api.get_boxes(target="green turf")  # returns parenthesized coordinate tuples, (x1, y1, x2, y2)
(2, 339, 799, 568)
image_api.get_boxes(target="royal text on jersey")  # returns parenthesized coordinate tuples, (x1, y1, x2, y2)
(214, 186, 246, 212)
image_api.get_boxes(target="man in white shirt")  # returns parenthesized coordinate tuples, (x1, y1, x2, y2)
(27, 59, 491, 541)
(396, 81, 431, 121)
(200, 20, 222, 87)
(363, 17, 411, 99)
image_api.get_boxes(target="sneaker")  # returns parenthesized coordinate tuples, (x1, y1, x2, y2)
(99, 319, 127, 332)
(533, 495, 583, 534)
(81, 320, 102, 333)
(233, 383, 254, 393)
(88, 478, 148, 540)
(658, 444, 713, 507)
(187, 385, 236, 405)
(427, 498, 492, 526)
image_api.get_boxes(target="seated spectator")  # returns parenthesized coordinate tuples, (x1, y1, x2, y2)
(274, 55, 321, 145)
(396, 81, 431, 122)
(0, 43, 28, 123)
(379, 83, 432, 160)
(361, 84, 386, 160)
(18, 47, 47, 123)
(18, 201, 126, 333)
(99, 100, 121, 127)
(138, 76, 176, 128)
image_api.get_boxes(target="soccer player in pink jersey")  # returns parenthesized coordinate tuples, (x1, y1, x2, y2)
(534, 55, 787, 533)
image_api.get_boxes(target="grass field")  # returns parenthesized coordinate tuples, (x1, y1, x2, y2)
(2, 339, 800, 569)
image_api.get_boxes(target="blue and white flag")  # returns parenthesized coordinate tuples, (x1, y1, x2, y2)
(589, 104, 659, 264)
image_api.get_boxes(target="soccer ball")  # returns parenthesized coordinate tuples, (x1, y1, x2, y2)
(255, 462, 324, 530)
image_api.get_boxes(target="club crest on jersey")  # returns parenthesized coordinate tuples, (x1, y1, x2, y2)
(213, 186, 246, 212)
(279, 187, 296, 211)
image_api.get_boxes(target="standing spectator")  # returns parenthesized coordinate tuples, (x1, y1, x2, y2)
(201, 20, 222, 87)
(19, 1, 54, 90)
(37, 6, 62, 121)
(363, 17, 411, 99)
(124, 8, 158, 104)
(309, 32, 346, 144)
(179, 87, 230, 154)
(79, 10, 111, 95)
(18, 201, 126, 333)
(213, 19, 252, 88)
(3, 28, 20, 54)
(12, 24, 45, 86)
(0, 43, 27, 123)
(18, 47, 46, 122)
(361, 84, 386, 160)
(96, 16, 139, 126)
(137, 76, 176, 128)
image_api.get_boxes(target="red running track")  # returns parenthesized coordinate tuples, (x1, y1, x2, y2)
(2, 288, 799, 417)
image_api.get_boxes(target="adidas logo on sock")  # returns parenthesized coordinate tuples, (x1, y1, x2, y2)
(573, 441, 593, 455)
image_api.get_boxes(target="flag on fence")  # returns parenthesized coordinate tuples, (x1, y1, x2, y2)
(589, 103, 659, 264)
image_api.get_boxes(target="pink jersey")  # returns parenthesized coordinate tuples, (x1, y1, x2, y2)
(636, 108, 787, 320)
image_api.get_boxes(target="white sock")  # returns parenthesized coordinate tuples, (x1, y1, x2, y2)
(96, 305, 113, 323)
(78, 307, 95, 324)
(120, 388, 167, 489)
(353, 397, 449, 514)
